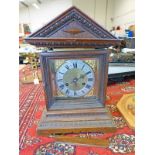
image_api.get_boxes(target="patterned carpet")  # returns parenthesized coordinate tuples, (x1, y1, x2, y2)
(19, 66, 135, 155)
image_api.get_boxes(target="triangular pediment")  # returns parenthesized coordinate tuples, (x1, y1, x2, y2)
(26, 6, 120, 48)
(45, 21, 98, 39)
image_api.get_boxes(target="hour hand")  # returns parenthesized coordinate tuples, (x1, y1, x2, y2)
(77, 74, 86, 80)
(70, 78, 78, 87)
(79, 74, 85, 79)
(71, 75, 85, 85)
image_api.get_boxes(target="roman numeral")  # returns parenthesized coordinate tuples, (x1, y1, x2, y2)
(82, 90, 85, 94)
(59, 84, 64, 89)
(74, 91, 77, 96)
(66, 89, 70, 94)
(59, 72, 64, 75)
(88, 78, 93, 81)
(57, 79, 63, 82)
(85, 84, 91, 89)
(73, 62, 77, 68)
(81, 64, 85, 70)
(65, 65, 70, 70)
(85, 71, 91, 75)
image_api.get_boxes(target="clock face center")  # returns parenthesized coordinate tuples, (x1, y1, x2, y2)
(56, 60, 95, 97)
(63, 68, 87, 91)
(73, 77, 78, 82)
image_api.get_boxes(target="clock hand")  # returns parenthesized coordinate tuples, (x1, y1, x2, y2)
(70, 76, 83, 84)
(75, 74, 86, 81)
(70, 73, 87, 85)
(79, 74, 85, 79)
(70, 78, 78, 88)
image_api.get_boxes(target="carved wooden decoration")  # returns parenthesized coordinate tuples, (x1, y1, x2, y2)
(26, 6, 120, 48)
(26, 6, 120, 136)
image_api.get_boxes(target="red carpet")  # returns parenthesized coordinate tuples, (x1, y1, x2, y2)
(19, 67, 135, 155)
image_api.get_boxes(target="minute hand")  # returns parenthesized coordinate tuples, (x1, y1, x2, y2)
(71, 71, 91, 84)
(78, 74, 85, 79)
(77, 71, 91, 81)
(70, 75, 84, 84)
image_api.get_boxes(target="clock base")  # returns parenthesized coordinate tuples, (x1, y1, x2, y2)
(37, 107, 116, 136)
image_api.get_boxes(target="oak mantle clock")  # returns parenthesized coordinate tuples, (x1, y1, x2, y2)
(26, 6, 120, 136)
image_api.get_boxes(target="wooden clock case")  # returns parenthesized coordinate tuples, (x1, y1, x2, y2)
(26, 6, 121, 136)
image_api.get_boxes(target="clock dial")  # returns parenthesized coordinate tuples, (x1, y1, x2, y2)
(56, 60, 95, 97)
